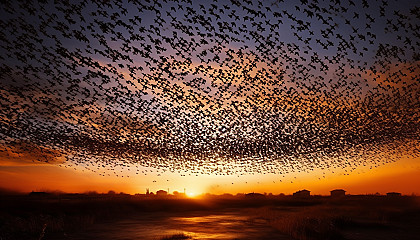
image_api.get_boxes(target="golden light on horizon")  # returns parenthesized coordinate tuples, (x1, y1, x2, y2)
(186, 192, 197, 198)
(0, 0, 419, 199)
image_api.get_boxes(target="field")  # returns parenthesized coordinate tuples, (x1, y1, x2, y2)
(0, 193, 419, 240)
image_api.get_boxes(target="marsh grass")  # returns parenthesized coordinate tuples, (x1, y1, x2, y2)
(0, 195, 419, 240)
(0, 197, 209, 240)
(263, 208, 347, 240)
(250, 199, 418, 240)
(0, 212, 96, 240)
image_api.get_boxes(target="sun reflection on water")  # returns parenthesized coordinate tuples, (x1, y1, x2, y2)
(70, 211, 289, 240)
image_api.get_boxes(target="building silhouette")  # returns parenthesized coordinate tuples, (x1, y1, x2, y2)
(293, 189, 310, 198)
(330, 189, 346, 198)
(156, 190, 168, 196)
(28, 191, 51, 198)
(386, 192, 402, 197)
(245, 192, 265, 198)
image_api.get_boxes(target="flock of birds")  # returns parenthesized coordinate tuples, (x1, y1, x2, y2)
(0, 0, 419, 178)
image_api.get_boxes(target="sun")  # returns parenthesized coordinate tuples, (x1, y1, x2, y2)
(186, 192, 197, 198)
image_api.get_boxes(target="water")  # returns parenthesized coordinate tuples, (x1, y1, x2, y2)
(66, 210, 289, 240)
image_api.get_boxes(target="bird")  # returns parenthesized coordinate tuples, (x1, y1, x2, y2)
(0, 0, 418, 181)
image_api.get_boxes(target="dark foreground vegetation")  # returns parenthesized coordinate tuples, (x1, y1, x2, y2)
(0, 193, 419, 240)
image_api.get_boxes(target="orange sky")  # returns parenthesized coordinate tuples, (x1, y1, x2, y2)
(1, 0, 419, 199)
(1, 149, 419, 196)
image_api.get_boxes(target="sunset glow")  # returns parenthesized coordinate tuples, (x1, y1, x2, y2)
(0, 0, 419, 196)
(1, 1, 420, 239)
(186, 192, 197, 198)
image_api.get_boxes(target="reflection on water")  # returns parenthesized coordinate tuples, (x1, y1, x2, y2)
(170, 214, 252, 239)
(67, 210, 288, 240)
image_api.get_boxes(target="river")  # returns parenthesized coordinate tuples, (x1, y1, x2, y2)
(66, 209, 289, 240)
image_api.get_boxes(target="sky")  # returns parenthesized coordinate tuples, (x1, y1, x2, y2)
(1, 151, 419, 195)
(0, 0, 419, 195)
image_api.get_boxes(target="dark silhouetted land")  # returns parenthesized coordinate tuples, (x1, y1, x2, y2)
(1, 192, 419, 240)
